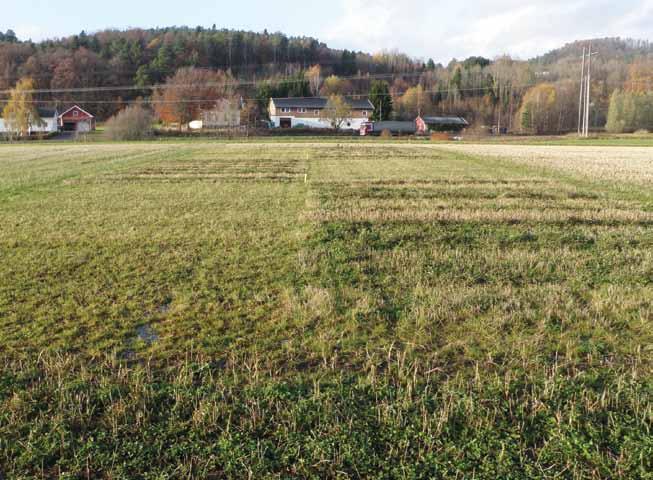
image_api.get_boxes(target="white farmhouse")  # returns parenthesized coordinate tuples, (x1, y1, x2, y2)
(269, 97, 373, 130)
(0, 108, 59, 135)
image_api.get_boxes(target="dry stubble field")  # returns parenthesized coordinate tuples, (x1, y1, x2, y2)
(1, 141, 652, 478)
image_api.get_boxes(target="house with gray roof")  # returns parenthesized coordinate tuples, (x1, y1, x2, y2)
(0, 107, 59, 135)
(269, 97, 374, 130)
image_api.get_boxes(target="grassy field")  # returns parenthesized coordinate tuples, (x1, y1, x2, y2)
(8, 130, 653, 147)
(1, 142, 652, 478)
(459, 135, 653, 147)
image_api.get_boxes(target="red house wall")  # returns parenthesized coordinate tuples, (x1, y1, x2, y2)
(60, 107, 93, 123)
(59, 106, 95, 131)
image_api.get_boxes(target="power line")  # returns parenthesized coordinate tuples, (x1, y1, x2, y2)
(0, 57, 426, 82)
(0, 75, 585, 100)
(0, 82, 594, 106)
(6, 70, 653, 99)
(0, 71, 435, 96)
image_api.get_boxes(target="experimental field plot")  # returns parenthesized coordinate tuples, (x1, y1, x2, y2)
(1, 142, 652, 478)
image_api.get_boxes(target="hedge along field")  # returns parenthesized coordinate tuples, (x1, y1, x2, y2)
(1, 142, 652, 479)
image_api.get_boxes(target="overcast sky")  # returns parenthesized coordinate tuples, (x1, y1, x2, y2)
(5, 0, 653, 63)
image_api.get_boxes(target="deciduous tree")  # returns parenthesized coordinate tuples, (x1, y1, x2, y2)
(319, 94, 352, 130)
(105, 105, 153, 140)
(1, 78, 44, 138)
(152, 67, 235, 127)
(320, 75, 351, 96)
(625, 59, 653, 93)
(305, 65, 322, 96)
(606, 89, 653, 133)
(400, 85, 429, 118)
(516, 83, 557, 134)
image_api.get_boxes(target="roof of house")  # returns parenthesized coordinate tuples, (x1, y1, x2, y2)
(373, 121, 416, 133)
(421, 116, 469, 126)
(37, 108, 58, 118)
(59, 105, 94, 118)
(272, 97, 374, 110)
(0, 108, 56, 121)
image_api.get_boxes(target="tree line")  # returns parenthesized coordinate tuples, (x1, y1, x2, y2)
(0, 27, 422, 119)
(2, 29, 653, 134)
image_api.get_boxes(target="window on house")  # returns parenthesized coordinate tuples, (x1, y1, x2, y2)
(314, 110, 320, 115)
(299, 108, 306, 113)
(281, 107, 291, 113)
(73, 110, 79, 117)
(362, 111, 368, 117)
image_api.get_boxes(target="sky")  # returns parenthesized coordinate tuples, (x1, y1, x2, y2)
(4, 0, 653, 63)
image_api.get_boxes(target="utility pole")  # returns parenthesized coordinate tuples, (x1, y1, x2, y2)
(578, 47, 586, 136)
(585, 42, 598, 137)
(585, 42, 592, 137)
(578, 42, 598, 138)
(496, 71, 501, 136)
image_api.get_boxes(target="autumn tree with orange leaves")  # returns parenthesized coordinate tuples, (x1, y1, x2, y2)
(152, 67, 235, 127)
(625, 59, 653, 93)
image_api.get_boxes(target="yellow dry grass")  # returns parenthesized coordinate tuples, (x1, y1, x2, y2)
(437, 144, 653, 185)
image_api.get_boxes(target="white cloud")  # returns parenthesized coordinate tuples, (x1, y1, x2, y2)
(321, 0, 399, 51)
(318, 0, 653, 63)
(13, 25, 51, 42)
(613, 0, 653, 32)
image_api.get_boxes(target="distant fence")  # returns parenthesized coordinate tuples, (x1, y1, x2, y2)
(154, 126, 360, 139)
(267, 128, 359, 138)
(155, 126, 250, 139)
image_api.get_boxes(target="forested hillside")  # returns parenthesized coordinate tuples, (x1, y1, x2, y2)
(532, 38, 653, 66)
(1, 29, 652, 132)
(0, 27, 419, 118)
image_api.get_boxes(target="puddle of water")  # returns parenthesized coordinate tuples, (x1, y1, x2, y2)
(137, 324, 159, 345)
(121, 349, 136, 361)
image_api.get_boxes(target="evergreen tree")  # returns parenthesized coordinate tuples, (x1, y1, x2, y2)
(339, 50, 357, 76)
(3, 29, 18, 43)
(134, 65, 152, 88)
(370, 80, 393, 121)
(150, 44, 175, 81)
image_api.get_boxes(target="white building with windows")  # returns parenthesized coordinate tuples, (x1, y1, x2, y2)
(0, 108, 59, 135)
(269, 97, 374, 130)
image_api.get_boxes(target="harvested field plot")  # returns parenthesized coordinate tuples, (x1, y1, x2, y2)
(439, 143, 653, 185)
(1, 142, 652, 478)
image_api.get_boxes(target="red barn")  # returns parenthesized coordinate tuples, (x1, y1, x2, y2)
(59, 106, 96, 132)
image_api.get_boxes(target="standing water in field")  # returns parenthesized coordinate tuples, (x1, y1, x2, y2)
(137, 324, 160, 345)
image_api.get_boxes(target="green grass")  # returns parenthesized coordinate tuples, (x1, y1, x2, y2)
(460, 133, 653, 147)
(7, 130, 653, 147)
(1, 142, 652, 479)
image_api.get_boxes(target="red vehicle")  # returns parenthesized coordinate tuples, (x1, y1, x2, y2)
(359, 122, 374, 136)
